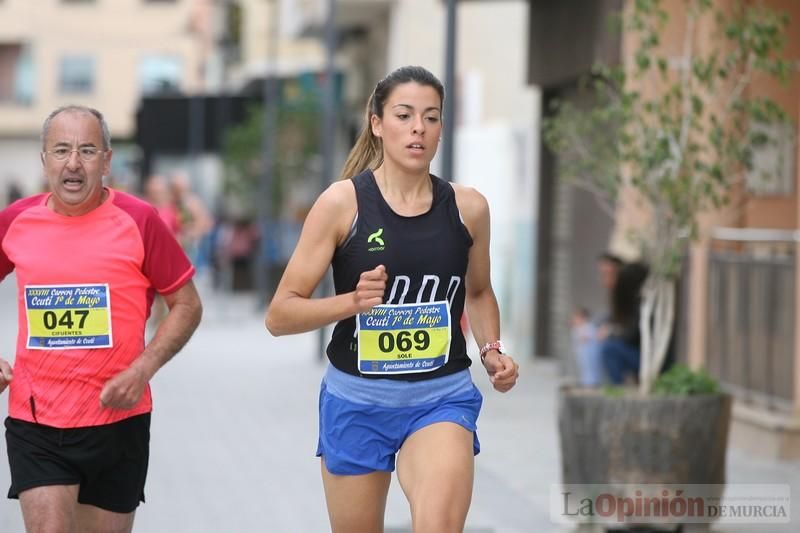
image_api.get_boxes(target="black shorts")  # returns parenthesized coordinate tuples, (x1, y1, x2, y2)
(5, 413, 150, 514)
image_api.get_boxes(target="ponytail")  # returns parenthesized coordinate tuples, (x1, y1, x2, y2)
(338, 94, 383, 180)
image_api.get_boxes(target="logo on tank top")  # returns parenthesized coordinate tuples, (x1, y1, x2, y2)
(367, 228, 385, 252)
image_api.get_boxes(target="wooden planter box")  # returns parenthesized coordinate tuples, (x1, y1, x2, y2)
(557, 387, 732, 531)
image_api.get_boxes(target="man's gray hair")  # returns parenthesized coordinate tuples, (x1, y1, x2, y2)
(41, 105, 111, 151)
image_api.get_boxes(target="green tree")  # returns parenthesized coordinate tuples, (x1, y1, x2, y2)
(222, 93, 321, 219)
(544, 0, 795, 393)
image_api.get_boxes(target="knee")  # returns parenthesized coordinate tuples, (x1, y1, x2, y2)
(411, 499, 469, 533)
(411, 512, 466, 533)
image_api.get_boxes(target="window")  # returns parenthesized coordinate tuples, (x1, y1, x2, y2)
(59, 55, 95, 95)
(746, 122, 797, 196)
(139, 55, 182, 95)
(0, 43, 35, 105)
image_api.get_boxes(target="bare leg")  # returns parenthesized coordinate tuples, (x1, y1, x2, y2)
(321, 458, 392, 533)
(75, 504, 136, 533)
(396, 422, 474, 533)
(19, 485, 80, 533)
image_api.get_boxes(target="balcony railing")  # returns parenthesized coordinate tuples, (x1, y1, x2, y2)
(707, 228, 796, 412)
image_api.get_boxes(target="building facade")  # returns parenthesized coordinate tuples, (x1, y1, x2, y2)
(0, 0, 214, 195)
(528, 0, 800, 458)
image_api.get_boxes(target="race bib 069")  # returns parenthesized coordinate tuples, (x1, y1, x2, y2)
(25, 284, 113, 350)
(357, 301, 451, 375)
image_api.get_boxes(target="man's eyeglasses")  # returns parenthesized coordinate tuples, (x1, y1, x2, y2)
(44, 147, 107, 162)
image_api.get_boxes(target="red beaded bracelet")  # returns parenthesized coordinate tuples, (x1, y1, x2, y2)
(479, 340, 506, 362)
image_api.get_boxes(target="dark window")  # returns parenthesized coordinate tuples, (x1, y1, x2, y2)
(59, 55, 95, 95)
(139, 55, 183, 95)
(0, 43, 35, 105)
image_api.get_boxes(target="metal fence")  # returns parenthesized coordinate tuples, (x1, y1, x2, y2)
(707, 228, 796, 412)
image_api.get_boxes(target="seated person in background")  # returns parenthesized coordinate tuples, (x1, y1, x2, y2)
(571, 307, 604, 386)
(600, 261, 649, 384)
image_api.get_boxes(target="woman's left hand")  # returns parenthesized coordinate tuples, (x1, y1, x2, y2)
(482, 352, 519, 393)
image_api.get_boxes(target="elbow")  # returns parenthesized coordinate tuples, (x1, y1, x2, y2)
(193, 301, 203, 331)
(264, 308, 286, 337)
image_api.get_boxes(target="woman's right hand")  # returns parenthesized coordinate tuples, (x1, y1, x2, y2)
(353, 265, 388, 312)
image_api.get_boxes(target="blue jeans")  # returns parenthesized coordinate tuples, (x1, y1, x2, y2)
(601, 337, 640, 384)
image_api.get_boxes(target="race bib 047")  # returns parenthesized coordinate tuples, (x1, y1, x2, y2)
(357, 301, 451, 375)
(25, 284, 113, 350)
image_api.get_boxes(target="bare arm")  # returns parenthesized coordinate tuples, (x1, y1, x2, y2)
(265, 181, 387, 336)
(0, 357, 11, 395)
(100, 280, 202, 409)
(455, 185, 519, 392)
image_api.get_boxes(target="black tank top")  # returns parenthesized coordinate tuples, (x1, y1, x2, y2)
(326, 170, 474, 381)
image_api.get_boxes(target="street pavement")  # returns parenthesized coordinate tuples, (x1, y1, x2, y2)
(0, 278, 798, 532)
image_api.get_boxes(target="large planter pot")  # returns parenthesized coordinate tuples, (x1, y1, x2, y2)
(557, 386, 732, 531)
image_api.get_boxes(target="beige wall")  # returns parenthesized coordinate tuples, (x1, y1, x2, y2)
(745, 0, 800, 230)
(227, 0, 326, 85)
(387, 0, 535, 129)
(688, 0, 800, 377)
(0, 0, 210, 138)
(614, 0, 800, 244)
(611, 0, 800, 411)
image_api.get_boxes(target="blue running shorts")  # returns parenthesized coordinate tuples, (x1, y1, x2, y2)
(316, 365, 483, 475)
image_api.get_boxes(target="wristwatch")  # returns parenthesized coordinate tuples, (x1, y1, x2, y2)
(479, 340, 506, 362)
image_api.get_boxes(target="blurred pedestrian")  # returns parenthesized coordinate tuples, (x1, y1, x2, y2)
(571, 307, 603, 386)
(5, 180, 23, 207)
(601, 261, 649, 384)
(570, 252, 623, 385)
(171, 172, 213, 270)
(144, 174, 180, 236)
(143, 174, 182, 329)
(0, 105, 202, 533)
(266, 65, 519, 533)
(217, 215, 259, 292)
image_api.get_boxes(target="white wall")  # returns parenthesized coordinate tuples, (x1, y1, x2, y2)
(385, 0, 540, 356)
(455, 118, 538, 359)
(386, 0, 535, 129)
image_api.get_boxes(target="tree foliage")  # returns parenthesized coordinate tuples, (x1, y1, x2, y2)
(222, 94, 321, 218)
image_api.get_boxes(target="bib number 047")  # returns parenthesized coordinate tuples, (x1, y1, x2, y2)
(41, 309, 89, 330)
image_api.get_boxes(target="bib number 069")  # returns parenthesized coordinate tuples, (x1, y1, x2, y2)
(377, 330, 430, 353)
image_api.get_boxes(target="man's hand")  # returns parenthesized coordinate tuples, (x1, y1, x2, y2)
(353, 265, 388, 312)
(100, 365, 148, 410)
(482, 352, 519, 393)
(0, 358, 12, 394)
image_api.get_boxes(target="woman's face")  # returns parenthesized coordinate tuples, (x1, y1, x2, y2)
(371, 82, 442, 173)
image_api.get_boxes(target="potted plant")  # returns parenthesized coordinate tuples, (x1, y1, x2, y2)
(543, 0, 793, 529)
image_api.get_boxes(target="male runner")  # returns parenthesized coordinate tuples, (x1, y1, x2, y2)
(0, 105, 202, 532)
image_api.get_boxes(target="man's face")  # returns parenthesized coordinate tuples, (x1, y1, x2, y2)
(42, 111, 111, 216)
